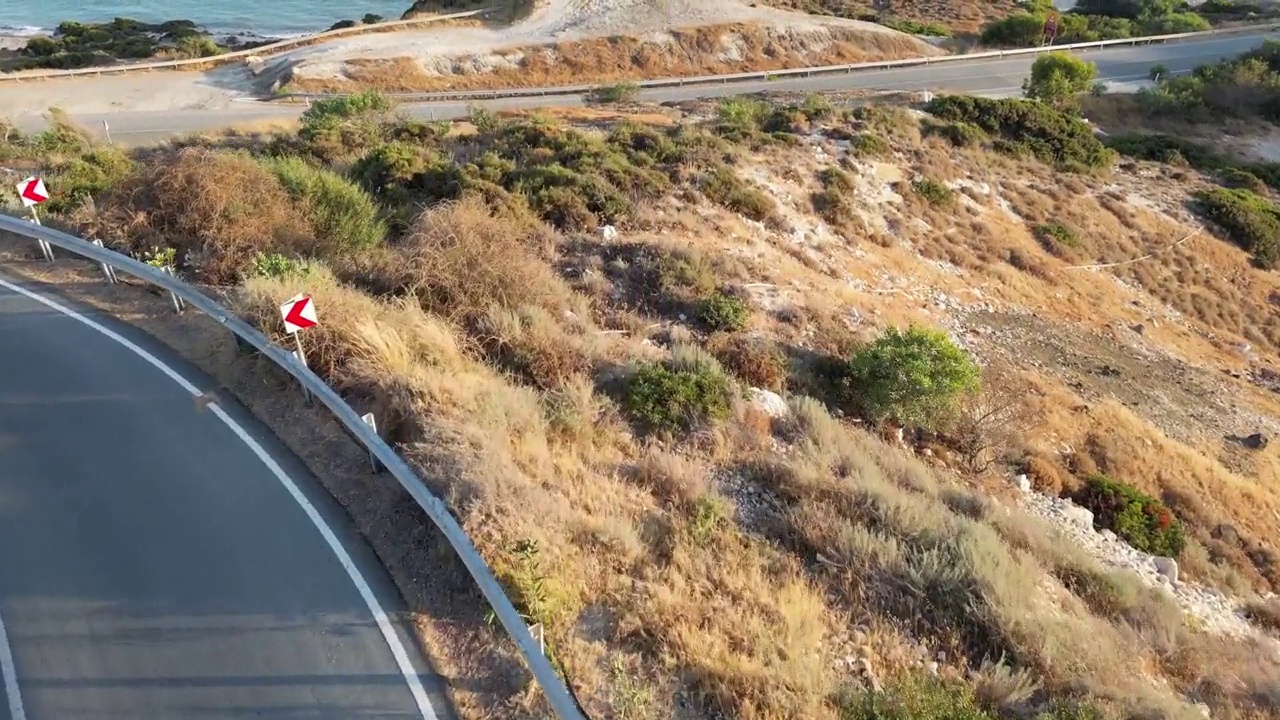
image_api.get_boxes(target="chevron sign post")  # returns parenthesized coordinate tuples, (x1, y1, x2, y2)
(14, 176, 54, 261)
(279, 293, 318, 401)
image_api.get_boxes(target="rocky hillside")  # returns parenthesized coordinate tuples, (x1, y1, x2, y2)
(5, 49, 1280, 719)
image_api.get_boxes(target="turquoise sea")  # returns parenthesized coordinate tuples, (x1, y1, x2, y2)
(0, 0, 420, 38)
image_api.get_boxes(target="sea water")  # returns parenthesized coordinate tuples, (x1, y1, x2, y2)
(0, 0, 421, 39)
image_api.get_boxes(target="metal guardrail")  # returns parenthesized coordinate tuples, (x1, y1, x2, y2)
(0, 8, 492, 82)
(0, 212, 586, 720)
(277, 21, 1280, 103)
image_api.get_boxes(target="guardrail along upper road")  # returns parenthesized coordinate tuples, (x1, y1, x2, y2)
(0, 274, 454, 720)
(26, 29, 1276, 146)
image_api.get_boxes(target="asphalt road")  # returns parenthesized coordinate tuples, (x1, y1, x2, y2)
(0, 275, 455, 720)
(33, 29, 1280, 146)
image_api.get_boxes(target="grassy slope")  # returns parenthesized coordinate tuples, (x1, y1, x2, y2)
(5, 87, 1280, 720)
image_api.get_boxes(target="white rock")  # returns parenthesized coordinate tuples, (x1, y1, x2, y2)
(1154, 557, 1179, 584)
(1101, 529, 1117, 541)
(1062, 504, 1094, 530)
(749, 388, 790, 419)
(600, 225, 619, 241)
(1196, 702, 1211, 718)
(1015, 474, 1031, 493)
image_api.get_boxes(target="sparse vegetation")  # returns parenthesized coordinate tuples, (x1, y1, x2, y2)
(11, 89, 1280, 720)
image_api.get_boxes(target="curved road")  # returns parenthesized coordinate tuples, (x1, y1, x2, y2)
(8, 29, 1277, 146)
(0, 274, 455, 720)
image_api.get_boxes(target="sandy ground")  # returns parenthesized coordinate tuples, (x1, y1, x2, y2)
(277, 0, 916, 79)
(0, 0, 925, 120)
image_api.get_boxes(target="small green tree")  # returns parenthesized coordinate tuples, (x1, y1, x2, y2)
(842, 325, 980, 429)
(1023, 53, 1099, 109)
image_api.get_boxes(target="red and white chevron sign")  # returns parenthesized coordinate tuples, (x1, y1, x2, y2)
(279, 293, 318, 334)
(16, 176, 48, 207)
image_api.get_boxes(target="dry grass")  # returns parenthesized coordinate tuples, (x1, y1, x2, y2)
(285, 23, 937, 93)
(22, 94, 1280, 720)
(759, 0, 1023, 33)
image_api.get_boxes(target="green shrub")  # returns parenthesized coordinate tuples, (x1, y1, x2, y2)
(1033, 220, 1080, 248)
(1073, 474, 1187, 557)
(714, 96, 772, 141)
(1221, 167, 1269, 193)
(839, 325, 980, 429)
(980, 13, 1046, 47)
(250, 252, 306, 279)
(847, 132, 891, 157)
(923, 119, 986, 147)
(1106, 133, 1221, 169)
(1194, 186, 1280, 268)
(701, 166, 778, 222)
(261, 156, 387, 254)
(879, 18, 952, 36)
(298, 90, 393, 160)
(623, 361, 733, 434)
(1023, 52, 1099, 108)
(925, 95, 1116, 169)
(911, 177, 954, 207)
(587, 82, 641, 104)
(696, 291, 750, 332)
(45, 146, 133, 214)
(841, 673, 994, 720)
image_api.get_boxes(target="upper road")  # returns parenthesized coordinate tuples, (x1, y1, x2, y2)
(0, 274, 454, 720)
(17, 28, 1278, 146)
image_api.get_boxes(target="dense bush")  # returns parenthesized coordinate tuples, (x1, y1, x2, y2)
(1023, 53, 1098, 108)
(695, 291, 751, 332)
(911, 177, 955, 207)
(1073, 475, 1187, 557)
(1194, 187, 1280, 268)
(45, 146, 133, 214)
(623, 360, 734, 434)
(1033, 221, 1080, 250)
(924, 95, 1116, 169)
(298, 90, 394, 160)
(260, 156, 387, 254)
(836, 325, 980, 429)
(15, 17, 221, 70)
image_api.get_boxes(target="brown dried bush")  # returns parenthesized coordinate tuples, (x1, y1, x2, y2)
(387, 196, 572, 319)
(87, 148, 314, 282)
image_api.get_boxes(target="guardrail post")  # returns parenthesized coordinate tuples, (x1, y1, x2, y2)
(91, 239, 118, 283)
(162, 266, 186, 313)
(361, 413, 383, 473)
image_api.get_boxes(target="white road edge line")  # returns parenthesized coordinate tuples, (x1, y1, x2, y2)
(0, 277, 440, 720)
(0, 609, 26, 720)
